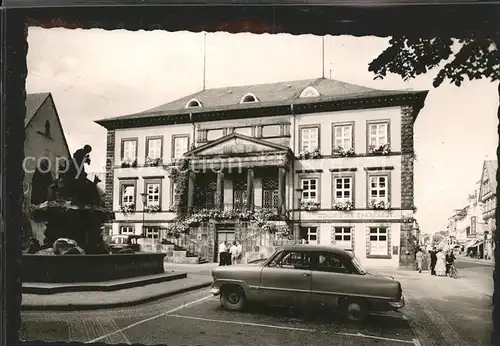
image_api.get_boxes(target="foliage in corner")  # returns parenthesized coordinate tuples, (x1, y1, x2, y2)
(368, 37, 500, 87)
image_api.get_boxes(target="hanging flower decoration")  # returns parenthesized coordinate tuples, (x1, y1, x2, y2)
(332, 200, 354, 211)
(121, 159, 138, 168)
(144, 204, 160, 213)
(145, 157, 161, 167)
(332, 146, 355, 157)
(368, 144, 391, 155)
(369, 199, 391, 210)
(120, 203, 135, 214)
(298, 147, 321, 159)
(300, 200, 320, 211)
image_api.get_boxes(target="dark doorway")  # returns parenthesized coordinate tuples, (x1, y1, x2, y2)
(214, 223, 236, 262)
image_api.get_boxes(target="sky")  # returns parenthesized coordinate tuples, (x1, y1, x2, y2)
(26, 27, 498, 234)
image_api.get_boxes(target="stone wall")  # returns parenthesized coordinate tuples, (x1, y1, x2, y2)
(105, 129, 115, 210)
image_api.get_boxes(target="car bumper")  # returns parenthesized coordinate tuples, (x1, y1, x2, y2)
(210, 288, 220, 296)
(389, 295, 405, 309)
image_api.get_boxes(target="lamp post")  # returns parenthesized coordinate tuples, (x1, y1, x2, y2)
(295, 188, 303, 244)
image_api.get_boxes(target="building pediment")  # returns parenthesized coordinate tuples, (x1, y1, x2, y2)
(186, 133, 290, 157)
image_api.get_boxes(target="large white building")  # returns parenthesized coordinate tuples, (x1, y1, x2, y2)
(96, 78, 427, 268)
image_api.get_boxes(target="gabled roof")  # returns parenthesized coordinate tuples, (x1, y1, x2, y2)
(480, 160, 497, 197)
(97, 77, 427, 124)
(185, 132, 290, 157)
(24, 92, 72, 159)
(25, 92, 51, 127)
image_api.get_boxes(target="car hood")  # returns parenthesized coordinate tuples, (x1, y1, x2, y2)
(366, 270, 395, 280)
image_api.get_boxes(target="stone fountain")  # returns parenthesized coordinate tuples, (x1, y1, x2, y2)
(22, 145, 166, 283)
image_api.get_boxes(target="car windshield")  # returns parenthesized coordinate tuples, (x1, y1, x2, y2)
(351, 256, 367, 274)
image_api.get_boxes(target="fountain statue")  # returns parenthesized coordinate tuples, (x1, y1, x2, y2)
(29, 145, 114, 254)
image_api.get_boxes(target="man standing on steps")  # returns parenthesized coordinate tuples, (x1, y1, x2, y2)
(218, 241, 227, 266)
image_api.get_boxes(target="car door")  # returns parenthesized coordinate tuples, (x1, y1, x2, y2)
(259, 250, 312, 307)
(310, 252, 351, 309)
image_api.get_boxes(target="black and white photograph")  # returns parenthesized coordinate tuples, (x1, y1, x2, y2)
(19, 26, 495, 345)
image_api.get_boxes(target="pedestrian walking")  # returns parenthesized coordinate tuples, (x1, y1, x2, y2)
(445, 249, 456, 276)
(435, 249, 447, 276)
(429, 247, 437, 275)
(229, 241, 238, 265)
(416, 248, 423, 273)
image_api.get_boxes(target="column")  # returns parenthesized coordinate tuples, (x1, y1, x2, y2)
(278, 167, 286, 215)
(215, 171, 224, 209)
(187, 171, 195, 214)
(246, 168, 254, 211)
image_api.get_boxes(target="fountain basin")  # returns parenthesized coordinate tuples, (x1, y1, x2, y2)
(22, 252, 166, 283)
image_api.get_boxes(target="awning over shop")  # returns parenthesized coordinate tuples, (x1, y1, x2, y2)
(464, 239, 479, 248)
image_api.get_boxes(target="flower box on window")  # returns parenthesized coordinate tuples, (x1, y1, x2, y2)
(121, 159, 138, 168)
(145, 157, 161, 167)
(120, 203, 135, 213)
(144, 204, 160, 213)
(332, 146, 355, 157)
(332, 200, 354, 211)
(369, 199, 391, 210)
(368, 144, 391, 155)
(301, 200, 320, 211)
(298, 147, 321, 159)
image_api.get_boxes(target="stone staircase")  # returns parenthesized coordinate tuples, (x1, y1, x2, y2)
(160, 239, 209, 264)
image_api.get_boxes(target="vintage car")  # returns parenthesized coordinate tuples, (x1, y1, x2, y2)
(210, 244, 404, 322)
(108, 234, 141, 253)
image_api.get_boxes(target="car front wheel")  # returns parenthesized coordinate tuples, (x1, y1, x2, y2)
(221, 285, 246, 311)
(340, 298, 369, 322)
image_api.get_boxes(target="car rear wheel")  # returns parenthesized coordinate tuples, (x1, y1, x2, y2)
(221, 285, 246, 311)
(340, 298, 369, 322)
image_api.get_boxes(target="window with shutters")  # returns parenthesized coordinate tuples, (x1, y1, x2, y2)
(262, 179, 279, 209)
(233, 179, 248, 209)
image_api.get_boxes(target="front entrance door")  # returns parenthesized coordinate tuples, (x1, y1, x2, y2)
(214, 224, 236, 262)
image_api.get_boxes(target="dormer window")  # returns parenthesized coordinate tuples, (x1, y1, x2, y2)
(185, 98, 202, 108)
(240, 93, 259, 103)
(299, 86, 320, 98)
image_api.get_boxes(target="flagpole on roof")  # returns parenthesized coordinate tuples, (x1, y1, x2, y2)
(322, 36, 325, 78)
(203, 32, 207, 91)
